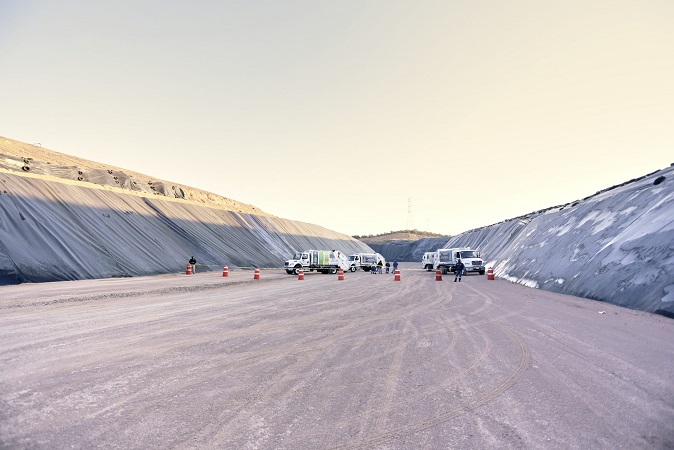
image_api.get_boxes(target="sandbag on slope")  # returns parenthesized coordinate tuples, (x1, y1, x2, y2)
(0, 137, 266, 213)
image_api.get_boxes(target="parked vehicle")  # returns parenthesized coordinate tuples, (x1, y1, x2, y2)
(433, 247, 485, 275)
(285, 250, 350, 275)
(348, 252, 385, 272)
(421, 252, 435, 271)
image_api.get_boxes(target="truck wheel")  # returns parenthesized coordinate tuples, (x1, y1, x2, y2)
(479, 270, 485, 275)
(350, 266, 356, 272)
(329, 268, 337, 274)
(293, 266, 302, 275)
(286, 270, 293, 275)
(441, 267, 448, 275)
(425, 264, 432, 271)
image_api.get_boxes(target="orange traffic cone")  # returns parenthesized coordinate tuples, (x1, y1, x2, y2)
(222, 266, 229, 277)
(298, 268, 304, 280)
(394, 269, 401, 281)
(487, 268, 495, 280)
(186, 263, 193, 275)
(338, 268, 345, 281)
(435, 269, 442, 281)
(254, 268, 260, 280)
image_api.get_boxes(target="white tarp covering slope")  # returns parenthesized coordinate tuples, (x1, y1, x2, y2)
(442, 164, 674, 316)
(0, 168, 371, 285)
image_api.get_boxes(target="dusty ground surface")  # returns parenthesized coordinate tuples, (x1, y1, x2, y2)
(1, 263, 673, 449)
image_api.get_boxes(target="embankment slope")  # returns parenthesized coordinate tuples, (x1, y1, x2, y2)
(0, 137, 371, 284)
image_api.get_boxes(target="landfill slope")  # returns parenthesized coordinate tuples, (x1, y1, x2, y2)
(370, 165, 674, 316)
(0, 138, 371, 284)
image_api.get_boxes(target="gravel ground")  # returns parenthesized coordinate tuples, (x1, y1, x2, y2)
(1, 263, 673, 449)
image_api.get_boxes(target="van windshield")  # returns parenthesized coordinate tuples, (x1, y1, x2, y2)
(460, 251, 479, 259)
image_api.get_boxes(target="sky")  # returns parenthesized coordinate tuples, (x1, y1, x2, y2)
(1, 1, 673, 236)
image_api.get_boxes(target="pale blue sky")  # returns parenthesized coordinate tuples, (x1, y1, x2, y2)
(1, 1, 673, 236)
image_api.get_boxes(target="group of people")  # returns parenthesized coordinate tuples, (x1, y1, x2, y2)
(371, 259, 398, 274)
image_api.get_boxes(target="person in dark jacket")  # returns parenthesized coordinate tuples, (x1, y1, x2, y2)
(189, 256, 197, 273)
(454, 259, 465, 282)
(385, 261, 391, 274)
(392, 260, 398, 273)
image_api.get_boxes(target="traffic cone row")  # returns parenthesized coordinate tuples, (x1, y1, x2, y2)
(184, 265, 411, 283)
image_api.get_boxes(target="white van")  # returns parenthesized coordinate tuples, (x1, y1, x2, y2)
(421, 252, 435, 271)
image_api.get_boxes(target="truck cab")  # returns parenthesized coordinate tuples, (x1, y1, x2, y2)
(285, 251, 309, 275)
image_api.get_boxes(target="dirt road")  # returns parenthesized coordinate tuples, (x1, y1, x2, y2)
(1, 264, 673, 449)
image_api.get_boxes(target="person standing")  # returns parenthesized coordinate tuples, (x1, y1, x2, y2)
(385, 261, 390, 274)
(377, 260, 383, 274)
(392, 260, 398, 274)
(189, 256, 197, 273)
(454, 258, 465, 282)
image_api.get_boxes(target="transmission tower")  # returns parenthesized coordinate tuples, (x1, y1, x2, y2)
(406, 197, 413, 230)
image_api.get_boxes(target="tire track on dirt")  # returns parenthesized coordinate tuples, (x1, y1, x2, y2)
(330, 318, 531, 449)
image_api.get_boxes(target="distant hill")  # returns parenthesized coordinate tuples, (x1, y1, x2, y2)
(355, 229, 449, 244)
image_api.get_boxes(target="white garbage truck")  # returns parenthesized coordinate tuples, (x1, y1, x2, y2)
(348, 252, 386, 272)
(433, 247, 485, 275)
(285, 249, 350, 275)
